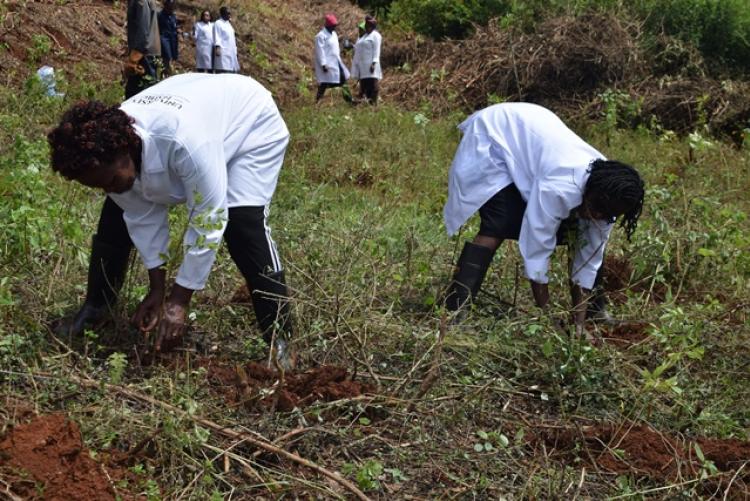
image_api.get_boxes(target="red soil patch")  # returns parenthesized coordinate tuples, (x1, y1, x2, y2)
(600, 255, 633, 303)
(0, 414, 137, 500)
(602, 322, 650, 347)
(538, 423, 750, 493)
(600, 255, 667, 303)
(203, 360, 374, 412)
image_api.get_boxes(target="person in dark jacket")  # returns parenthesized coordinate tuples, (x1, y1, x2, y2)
(125, 0, 161, 99)
(158, 0, 179, 76)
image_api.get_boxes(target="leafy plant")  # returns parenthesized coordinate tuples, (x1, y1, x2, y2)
(343, 460, 384, 491)
(107, 352, 128, 384)
(27, 34, 52, 63)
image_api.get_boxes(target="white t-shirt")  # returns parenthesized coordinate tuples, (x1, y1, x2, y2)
(444, 102, 613, 289)
(110, 73, 289, 290)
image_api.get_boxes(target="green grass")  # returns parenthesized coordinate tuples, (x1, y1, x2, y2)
(0, 78, 749, 498)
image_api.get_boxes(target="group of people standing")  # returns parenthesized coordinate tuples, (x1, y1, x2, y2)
(193, 6, 240, 73)
(314, 14, 383, 104)
(125, 0, 239, 100)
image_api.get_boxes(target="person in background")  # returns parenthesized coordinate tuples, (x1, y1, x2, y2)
(48, 73, 295, 369)
(351, 15, 382, 104)
(347, 22, 364, 96)
(213, 6, 239, 73)
(125, 0, 161, 98)
(314, 13, 351, 103)
(193, 9, 213, 73)
(158, 0, 179, 76)
(443, 103, 645, 335)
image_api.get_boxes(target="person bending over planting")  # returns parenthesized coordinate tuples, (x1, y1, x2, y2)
(49, 73, 294, 368)
(443, 102, 644, 333)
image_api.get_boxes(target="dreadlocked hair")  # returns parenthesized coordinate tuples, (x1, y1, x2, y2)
(48, 101, 139, 181)
(585, 159, 645, 241)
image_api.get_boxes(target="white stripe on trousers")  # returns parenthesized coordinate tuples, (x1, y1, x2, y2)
(263, 205, 282, 273)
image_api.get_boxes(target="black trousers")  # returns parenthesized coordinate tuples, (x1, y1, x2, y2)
(316, 64, 351, 102)
(95, 197, 288, 338)
(359, 78, 379, 104)
(477, 184, 605, 288)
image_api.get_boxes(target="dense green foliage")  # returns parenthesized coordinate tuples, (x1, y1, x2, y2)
(635, 0, 750, 74)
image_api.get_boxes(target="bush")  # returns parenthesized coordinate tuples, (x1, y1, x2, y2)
(388, 0, 509, 39)
(634, 0, 750, 74)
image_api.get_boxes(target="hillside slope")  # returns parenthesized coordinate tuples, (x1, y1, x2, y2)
(0, 0, 365, 103)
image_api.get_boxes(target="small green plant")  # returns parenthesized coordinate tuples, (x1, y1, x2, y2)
(473, 430, 509, 452)
(107, 352, 128, 384)
(693, 443, 719, 479)
(687, 129, 714, 161)
(343, 459, 384, 491)
(27, 34, 53, 63)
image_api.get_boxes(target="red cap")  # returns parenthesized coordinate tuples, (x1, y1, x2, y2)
(324, 14, 338, 28)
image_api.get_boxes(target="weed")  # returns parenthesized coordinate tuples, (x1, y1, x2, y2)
(27, 34, 52, 63)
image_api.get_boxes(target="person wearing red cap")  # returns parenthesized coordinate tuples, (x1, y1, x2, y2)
(314, 13, 352, 102)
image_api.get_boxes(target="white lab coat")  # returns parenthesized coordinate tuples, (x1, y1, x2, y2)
(193, 21, 213, 70)
(110, 73, 289, 290)
(351, 30, 382, 80)
(444, 102, 613, 289)
(314, 28, 350, 84)
(213, 18, 239, 72)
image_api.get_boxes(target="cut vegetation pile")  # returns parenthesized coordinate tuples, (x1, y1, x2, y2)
(387, 14, 641, 109)
(383, 12, 750, 139)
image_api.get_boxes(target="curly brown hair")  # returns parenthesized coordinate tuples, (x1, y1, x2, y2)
(48, 101, 140, 180)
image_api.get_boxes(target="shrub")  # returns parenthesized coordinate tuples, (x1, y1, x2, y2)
(634, 0, 750, 73)
(388, 0, 510, 40)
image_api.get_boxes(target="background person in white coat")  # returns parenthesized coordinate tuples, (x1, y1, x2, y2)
(213, 6, 239, 73)
(351, 15, 382, 104)
(314, 14, 352, 102)
(193, 9, 213, 72)
(48, 73, 294, 368)
(443, 103, 645, 333)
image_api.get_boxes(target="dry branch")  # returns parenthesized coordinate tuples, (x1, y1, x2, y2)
(59, 373, 373, 501)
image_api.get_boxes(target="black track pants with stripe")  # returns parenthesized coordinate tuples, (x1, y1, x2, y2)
(225, 206, 293, 342)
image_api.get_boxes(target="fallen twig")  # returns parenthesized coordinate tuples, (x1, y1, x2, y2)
(36, 371, 373, 501)
(408, 313, 447, 411)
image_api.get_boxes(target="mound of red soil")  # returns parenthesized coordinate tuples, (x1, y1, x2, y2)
(602, 322, 650, 347)
(0, 414, 136, 500)
(538, 422, 750, 492)
(204, 360, 374, 412)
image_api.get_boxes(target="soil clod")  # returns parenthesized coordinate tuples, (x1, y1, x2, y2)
(602, 322, 650, 347)
(0, 414, 136, 500)
(203, 360, 374, 412)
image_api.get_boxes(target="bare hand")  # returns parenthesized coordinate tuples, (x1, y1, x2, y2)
(132, 289, 164, 333)
(322, 64, 328, 72)
(214, 46, 222, 56)
(370, 62, 375, 74)
(155, 301, 188, 352)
